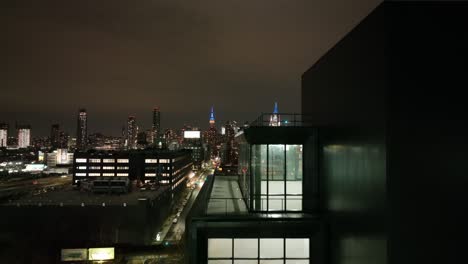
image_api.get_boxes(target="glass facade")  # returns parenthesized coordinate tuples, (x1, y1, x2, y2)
(249, 144, 303, 211)
(208, 238, 310, 264)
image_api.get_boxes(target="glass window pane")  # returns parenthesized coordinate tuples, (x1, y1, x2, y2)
(209, 261, 232, 264)
(261, 181, 268, 195)
(268, 181, 284, 195)
(234, 239, 258, 258)
(286, 181, 301, 195)
(260, 239, 284, 258)
(286, 196, 302, 211)
(286, 260, 309, 264)
(208, 239, 232, 258)
(261, 195, 268, 211)
(235, 260, 258, 264)
(286, 239, 309, 258)
(253, 145, 267, 211)
(268, 197, 285, 211)
(286, 145, 302, 180)
(259, 260, 283, 264)
(269, 145, 285, 181)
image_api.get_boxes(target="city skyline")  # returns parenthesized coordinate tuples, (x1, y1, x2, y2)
(0, 0, 381, 136)
(0, 105, 260, 137)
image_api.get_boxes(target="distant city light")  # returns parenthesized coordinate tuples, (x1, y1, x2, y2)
(88, 248, 114, 261)
(184, 131, 201, 139)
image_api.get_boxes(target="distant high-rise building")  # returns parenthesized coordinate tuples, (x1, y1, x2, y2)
(0, 123, 8, 147)
(51, 124, 61, 148)
(152, 107, 161, 142)
(269, 102, 281, 126)
(206, 106, 218, 158)
(209, 106, 215, 127)
(182, 130, 204, 169)
(17, 125, 31, 148)
(127, 116, 137, 149)
(222, 120, 238, 165)
(76, 109, 88, 149)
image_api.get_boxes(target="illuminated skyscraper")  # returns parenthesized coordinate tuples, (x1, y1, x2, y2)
(127, 116, 137, 149)
(206, 106, 218, 158)
(222, 120, 238, 165)
(0, 123, 8, 147)
(269, 102, 281, 126)
(76, 109, 88, 149)
(51, 124, 60, 149)
(209, 106, 215, 127)
(152, 107, 161, 142)
(17, 125, 31, 148)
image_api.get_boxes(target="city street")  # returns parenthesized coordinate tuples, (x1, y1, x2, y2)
(119, 168, 211, 264)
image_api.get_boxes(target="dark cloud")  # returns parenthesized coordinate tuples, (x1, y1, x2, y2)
(1, 0, 381, 136)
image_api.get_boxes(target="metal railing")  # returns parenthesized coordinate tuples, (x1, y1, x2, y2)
(206, 197, 249, 216)
(250, 113, 315, 127)
(205, 196, 304, 215)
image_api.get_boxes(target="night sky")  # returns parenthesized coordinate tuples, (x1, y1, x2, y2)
(1, 0, 380, 136)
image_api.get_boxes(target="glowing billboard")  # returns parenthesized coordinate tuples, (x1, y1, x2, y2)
(88, 247, 114, 261)
(184, 131, 201, 139)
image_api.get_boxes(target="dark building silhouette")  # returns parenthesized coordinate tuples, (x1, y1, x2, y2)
(152, 107, 161, 142)
(76, 109, 88, 150)
(50, 124, 60, 149)
(127, 116, 137, 149)
(301, 2, 468, 263)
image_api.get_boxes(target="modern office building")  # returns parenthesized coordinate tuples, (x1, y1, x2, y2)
(73, 149, 193, 189)
(152, 107, 161, 142)
(222, 120, 238, 166)
(50, 124, 61, 149)
(17, 125, 31, 148)
(186, 116, 322, 264)
(127, 116, 137, 149)
(300, 2, 467, 264)
(46, 148, 74, 167)
(186, 2, 468, 264)
(182, 130, 204, 169)
(140, 149, 193, 189)
(0, 123, 8, 147)
(76, 109, 88, 150)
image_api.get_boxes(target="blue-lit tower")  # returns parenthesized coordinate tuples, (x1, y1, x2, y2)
(269, 102, 281, 126)
(209, 106, 215, 127)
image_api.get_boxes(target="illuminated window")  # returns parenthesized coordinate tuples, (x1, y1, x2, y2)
(77, 166, 87, 170)
(208, 239, 232, 258)
(145, 159, 158, 163)
(89, 166, 101, 170)
(89, 159, 101, 163)
(103, 166, 114, 170)
(103, 159, 115, 163)
(102, 173, 115, 176)
(89, 173, 101, 176)
(116, 166, 129, 170)
(76, 158, 87, 163)
(117, 159, 129, 163)
(159, 159, 170, 163)
(207, 238, 309, 263)
(75, 173, 86, 176)
(88, 248, 114, 261)
(145, 173, 156, 177)
(116, 173, 128, 177)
